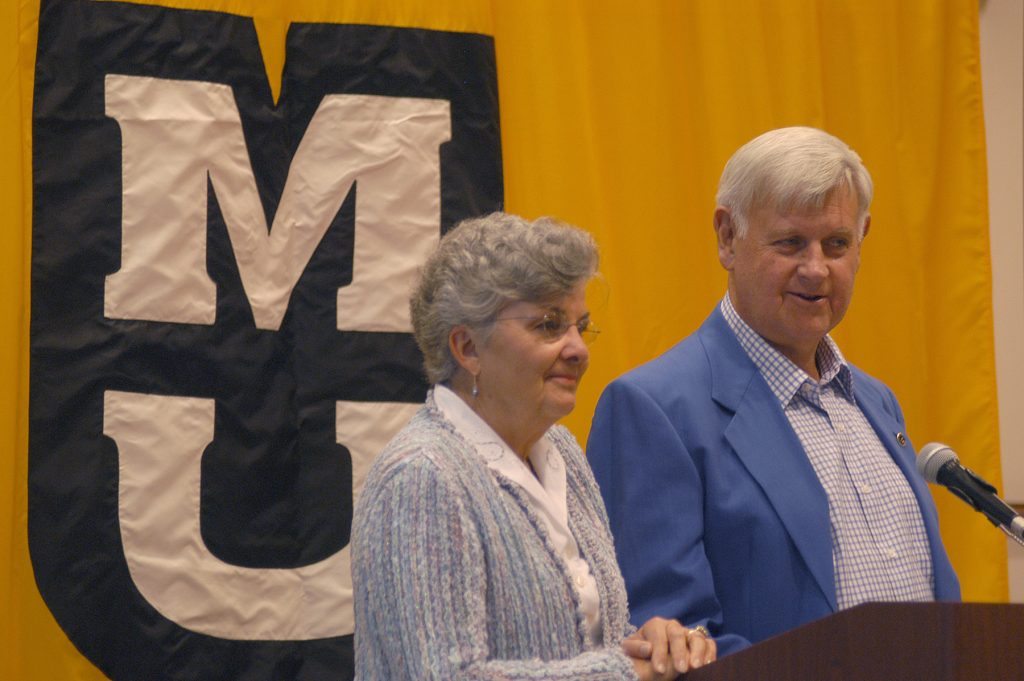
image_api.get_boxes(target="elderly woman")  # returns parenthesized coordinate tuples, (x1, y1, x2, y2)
(351, 212, 715, 680)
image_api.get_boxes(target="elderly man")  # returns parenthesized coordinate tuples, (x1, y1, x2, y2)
(587, 127, 960, 655)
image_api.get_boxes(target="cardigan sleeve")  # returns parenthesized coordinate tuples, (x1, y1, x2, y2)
(352, 453, 639, 681)
(548, 426, 640, 647)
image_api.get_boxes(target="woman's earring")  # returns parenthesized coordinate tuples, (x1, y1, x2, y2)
(471, 374, 479, 398)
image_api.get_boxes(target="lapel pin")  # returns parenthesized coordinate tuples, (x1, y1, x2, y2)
(896, 432, 907, 447)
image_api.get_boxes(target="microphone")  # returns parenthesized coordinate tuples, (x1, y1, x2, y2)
(916, 442, 1024, 543)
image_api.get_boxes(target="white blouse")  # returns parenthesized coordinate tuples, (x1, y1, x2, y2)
(434, 384, 603, 646)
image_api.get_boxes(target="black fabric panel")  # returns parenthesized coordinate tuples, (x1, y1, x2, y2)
(29, 1, 502, 679)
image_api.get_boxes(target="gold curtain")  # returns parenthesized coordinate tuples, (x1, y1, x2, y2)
(491, 0, 1004, 605)
(1, 1, 1002, 678)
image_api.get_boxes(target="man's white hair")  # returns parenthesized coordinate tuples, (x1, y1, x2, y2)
(716, 126, 873, 239)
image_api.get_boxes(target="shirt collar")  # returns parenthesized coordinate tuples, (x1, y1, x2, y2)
(720, 293, 855, 406)
(432, 384, 573, 550)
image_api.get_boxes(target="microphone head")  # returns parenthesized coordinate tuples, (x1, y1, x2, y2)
(916, 442, 959, 483)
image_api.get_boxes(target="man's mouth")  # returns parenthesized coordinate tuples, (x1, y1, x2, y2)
(792, 292, 825, 302)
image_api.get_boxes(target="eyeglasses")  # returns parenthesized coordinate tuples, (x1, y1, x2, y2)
(495, 311, 600, 345)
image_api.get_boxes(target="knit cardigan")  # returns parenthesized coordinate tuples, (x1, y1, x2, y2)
(351, 392, 639, 680)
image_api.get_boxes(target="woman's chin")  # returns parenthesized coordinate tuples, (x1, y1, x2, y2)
(543, 395, 577, 421)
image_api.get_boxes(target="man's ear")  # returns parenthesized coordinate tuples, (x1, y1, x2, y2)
(853, 214, 871, 275)
(448, 325, 480, 375)
(714, 207, 738, 270)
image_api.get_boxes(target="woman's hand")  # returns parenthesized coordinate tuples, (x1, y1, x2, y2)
(622, 617, 717, 679)
(629, 658, 672, 681)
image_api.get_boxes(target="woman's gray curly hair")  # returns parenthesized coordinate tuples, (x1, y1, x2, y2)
(410, 212, 598, 384)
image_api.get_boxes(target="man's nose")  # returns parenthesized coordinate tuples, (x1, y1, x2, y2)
(799, 244, 829, 279)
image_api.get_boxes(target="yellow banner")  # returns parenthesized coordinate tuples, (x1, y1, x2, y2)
(2, 0, 1003, 678)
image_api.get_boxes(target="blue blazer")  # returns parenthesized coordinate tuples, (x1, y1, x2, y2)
(587, 308, 960, 655)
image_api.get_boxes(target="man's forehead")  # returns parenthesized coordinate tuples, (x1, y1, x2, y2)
(766, 190, 857, 216)
(755, 193, 859, 223)
(749, 206, 859, 238)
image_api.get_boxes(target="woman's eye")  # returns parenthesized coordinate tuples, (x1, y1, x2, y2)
(539, 318, 563, 333)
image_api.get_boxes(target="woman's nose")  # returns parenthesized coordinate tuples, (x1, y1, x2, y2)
(561, 325, 590, 364)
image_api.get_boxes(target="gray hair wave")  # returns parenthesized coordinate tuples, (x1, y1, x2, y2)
(410, 212, 598, 384)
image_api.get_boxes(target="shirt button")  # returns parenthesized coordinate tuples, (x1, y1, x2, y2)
(860, 483, 873, 494)
(836, 423, 846, 433)
(886, 548, 897, 559)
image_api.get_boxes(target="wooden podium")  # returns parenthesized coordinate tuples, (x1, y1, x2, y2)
(686, 602, 1024, 680)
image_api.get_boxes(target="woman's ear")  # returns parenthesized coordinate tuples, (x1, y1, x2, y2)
(448, 325, 480, 374)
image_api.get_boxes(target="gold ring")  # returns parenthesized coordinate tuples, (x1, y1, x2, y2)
(686, 625, 710, 639)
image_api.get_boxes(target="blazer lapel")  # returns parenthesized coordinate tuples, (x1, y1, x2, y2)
(701, 311, 838, 611)
(854, 381, 917, 491)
